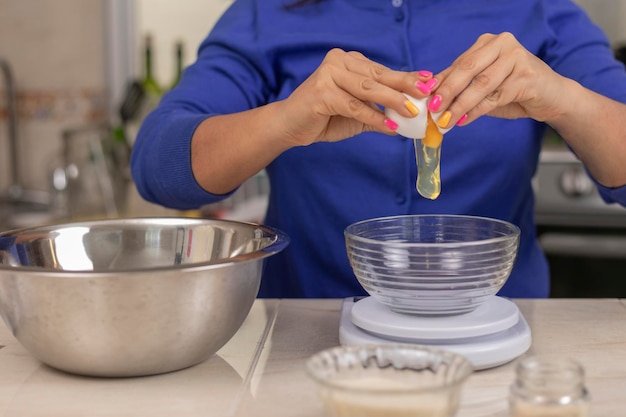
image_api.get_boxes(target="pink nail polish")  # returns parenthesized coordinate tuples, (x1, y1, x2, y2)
(384, 118, 399, 131)
(456, 114, 468, 126)
(428, 95, 442, 112)
(416, 81, 431, 95)
(417, 70, 433, 78)
(425, 78, 438, 90)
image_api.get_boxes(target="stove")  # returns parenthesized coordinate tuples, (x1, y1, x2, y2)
(534, 146, 626, 228)
(534, 142, 626, 297)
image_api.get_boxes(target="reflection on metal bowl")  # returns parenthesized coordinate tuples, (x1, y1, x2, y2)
(0, 217, 289, 377)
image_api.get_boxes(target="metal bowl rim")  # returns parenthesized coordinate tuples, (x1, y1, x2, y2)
(0, 216, 290, 275)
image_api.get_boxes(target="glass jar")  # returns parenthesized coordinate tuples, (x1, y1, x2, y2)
(509, 355, 590, 417)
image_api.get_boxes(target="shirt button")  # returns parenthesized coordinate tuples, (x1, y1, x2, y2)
(392, 0, 403, 7)
(395, 194, 407, 204)
(395, 11, 405, 22)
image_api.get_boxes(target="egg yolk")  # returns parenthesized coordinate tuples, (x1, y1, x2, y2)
(423, 112, 443, 148)
(415, 112, 444, 200)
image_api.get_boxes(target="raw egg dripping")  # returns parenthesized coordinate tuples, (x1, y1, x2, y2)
(415, 112, 444, 199)
(384, 95, 452, 200)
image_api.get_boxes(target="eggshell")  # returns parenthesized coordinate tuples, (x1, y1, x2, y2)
(384, 94, 454, 138)
(430, 111, 454, 135)
(384, 95, 428, 139)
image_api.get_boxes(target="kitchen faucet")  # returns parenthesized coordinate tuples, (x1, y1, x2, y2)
(0, 57, 49, 206)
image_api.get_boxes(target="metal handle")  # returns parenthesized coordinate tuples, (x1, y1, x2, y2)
(539, 233, 626, 258)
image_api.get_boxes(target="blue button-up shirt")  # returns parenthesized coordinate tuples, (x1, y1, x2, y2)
(131, 0, 626, 298)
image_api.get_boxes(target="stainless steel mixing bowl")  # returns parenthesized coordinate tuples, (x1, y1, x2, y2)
(0, 217, 289, 377)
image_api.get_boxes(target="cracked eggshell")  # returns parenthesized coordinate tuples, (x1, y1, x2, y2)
(384, 94, 428, 139)
(384, 94, 454, 138)
(430, 111, 454, 135)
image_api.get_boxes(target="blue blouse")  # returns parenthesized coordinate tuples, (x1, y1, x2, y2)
(131, 0, 626, 298)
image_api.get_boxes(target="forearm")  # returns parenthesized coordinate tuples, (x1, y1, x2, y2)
(190, 49, 429, 195)
(549, 78, 626, 188)
(191, 100, 295, 195)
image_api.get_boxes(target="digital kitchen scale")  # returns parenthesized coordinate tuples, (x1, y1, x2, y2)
(339, 296, 532, 370)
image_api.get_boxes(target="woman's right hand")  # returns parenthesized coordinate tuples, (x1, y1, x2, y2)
(275, 48, 434, 147)
(191, 49, 434, 195)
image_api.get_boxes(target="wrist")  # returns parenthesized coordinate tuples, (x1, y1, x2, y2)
(544, 78, 587, 131)
(263, 98, 318, 149)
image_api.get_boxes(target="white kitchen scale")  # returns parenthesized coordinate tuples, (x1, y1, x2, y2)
(339, 296, 532, 370)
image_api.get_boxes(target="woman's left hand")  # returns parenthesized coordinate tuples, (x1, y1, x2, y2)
(434, 31, 626, 189)
(432, 32, 567, 127)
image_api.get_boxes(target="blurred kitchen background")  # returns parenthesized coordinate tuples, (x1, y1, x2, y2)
(1, 0, 625, 297)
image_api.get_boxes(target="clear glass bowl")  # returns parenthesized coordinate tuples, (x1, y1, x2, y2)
(306, 344, 473, 417)
(344, 215, 520, 315)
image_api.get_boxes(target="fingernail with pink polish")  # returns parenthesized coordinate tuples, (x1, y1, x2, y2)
(456, 114, 468, 126)
(416, 78, 438, 95)
(424, 78, 437, 90)
(417, 70, 433, 78)
(416, 81, 431, 95)
(384, 118, 399, 131)
(428, 95, 442, 112)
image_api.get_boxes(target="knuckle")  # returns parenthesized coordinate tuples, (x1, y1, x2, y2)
(456, 56, 477, 72)
(510, 45, 529, 62)
(326, 48, 345, 60)
(497, 31, 516, 42)
(347, 98, 366, 113)
(346, 50, 364, 59)
(309, 75, 329, 92)
(518, 66, 537, 83)
(477, 33, 496, 43)
(485, 88, 502, 103)
(471, 73, 492, 91)
(368, 64, 388, 80)
(359, 77, 377, 92)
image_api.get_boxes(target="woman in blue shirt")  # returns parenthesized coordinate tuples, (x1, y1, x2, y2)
(131, 0, 626, 299)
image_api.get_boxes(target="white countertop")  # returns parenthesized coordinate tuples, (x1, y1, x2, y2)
(0, 298, 624, 416)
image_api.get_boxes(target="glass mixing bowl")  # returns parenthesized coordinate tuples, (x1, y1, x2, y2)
(306, 344, 473, 417)
(344, 214, 520, 315)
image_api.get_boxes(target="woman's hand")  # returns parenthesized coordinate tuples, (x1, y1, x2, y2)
(432, 32, 626, 188)
(276, 48, 433, 146)
(191, 48, 434, 194)
(432, 32, 568, 127)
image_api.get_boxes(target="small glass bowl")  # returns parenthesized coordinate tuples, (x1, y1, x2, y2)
(306, 344, 473, 417)
(344, 214, 520, 315)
